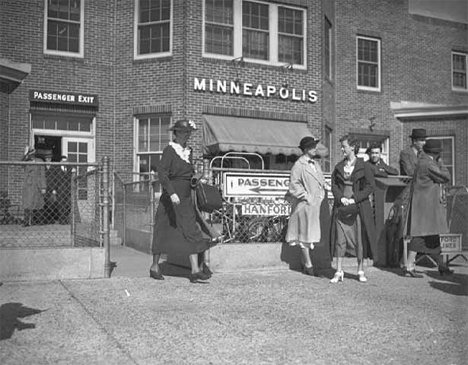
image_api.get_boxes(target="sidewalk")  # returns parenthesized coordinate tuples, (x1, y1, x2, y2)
(1, 248, 467, 365)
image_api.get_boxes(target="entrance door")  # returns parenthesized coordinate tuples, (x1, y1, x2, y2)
(62, 138, 95, 201)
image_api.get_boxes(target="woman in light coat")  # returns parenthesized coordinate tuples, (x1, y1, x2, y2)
(285, 136, 327, 276)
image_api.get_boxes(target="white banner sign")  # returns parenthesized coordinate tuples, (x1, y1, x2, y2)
(223, 172, 290, 197)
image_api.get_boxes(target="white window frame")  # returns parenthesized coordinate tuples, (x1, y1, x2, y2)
(133, 115, 171, 182)
(202, 0, 307, 70)
(324, 16, 332, 80)
(452, 51, 468, 92)
(356, 36, 381, 92)
(43, 0, 84, 58)
(134, 0, 173, 60)
(427, 136, 455, 184)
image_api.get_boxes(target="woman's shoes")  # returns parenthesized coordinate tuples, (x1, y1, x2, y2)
(189, 271, 211, 283)
(149, 268, 164, 280)
(302, 266, 315, 276)
(402, 267, 422, 278)
(201, 262, 213, 277)
(358, 270, 367, 283)
(438, 266, 454, 276)
(330, 271, 344, 283)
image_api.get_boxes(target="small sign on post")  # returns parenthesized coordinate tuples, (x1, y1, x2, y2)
(222, 172, 290, 198)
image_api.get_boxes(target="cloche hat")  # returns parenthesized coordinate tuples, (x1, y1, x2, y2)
(423, 139, 442, 154)
(298, 136, 319, 151)
(169, 119, 197, 132)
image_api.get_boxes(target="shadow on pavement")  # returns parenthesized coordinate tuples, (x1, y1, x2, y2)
(0, 302, 45, 340)
(426, 269, 468, 296)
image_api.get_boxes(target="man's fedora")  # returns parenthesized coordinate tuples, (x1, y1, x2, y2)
(410, 128, 427, 139)
(423, 139, 442, 154)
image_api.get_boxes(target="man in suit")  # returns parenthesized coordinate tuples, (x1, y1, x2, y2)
(399, 128, 426, 176)
(366, 143, 399, 177)
(403, 139, 453, 277)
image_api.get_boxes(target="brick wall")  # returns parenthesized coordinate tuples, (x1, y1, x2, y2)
(335, 0, 468, 184)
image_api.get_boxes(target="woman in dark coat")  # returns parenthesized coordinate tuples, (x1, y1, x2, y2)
(149, 119, 215, 283)
(329, 135, 376, 283)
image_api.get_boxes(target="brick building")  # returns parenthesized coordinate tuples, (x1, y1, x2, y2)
(1, 0, 467, 187)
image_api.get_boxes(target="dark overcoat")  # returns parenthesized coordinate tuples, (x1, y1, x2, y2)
(329, 158, 377, 260)
(408, 153, 450, 237)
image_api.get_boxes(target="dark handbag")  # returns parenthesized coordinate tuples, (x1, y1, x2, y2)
(195, 183, 223, 213)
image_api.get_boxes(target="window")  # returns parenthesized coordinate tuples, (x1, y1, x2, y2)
(452, 51, 467, 91)
(324, 17, 332, 79)
(357, 36, 381, 91)
(323, 126, 332, 172)
(134, 0, 172, 59)
(427, 136, 455, 184)
(205, 0, 234, 56)
(135, 116, 171, 179)
(44, 0, 84, 57)
(203, 0, 306, 68)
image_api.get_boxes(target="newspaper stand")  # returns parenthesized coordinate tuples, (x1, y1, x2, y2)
(373, 176, 409, 267)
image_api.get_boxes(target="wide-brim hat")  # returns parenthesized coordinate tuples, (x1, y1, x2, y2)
(410, 128, 427, 139)
(169, 119, 197, 132)
(423, 139, 442, 154)
(298, 136, 319, 151)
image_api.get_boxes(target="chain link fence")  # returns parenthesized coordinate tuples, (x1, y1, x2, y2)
(0, 160, 103, 248)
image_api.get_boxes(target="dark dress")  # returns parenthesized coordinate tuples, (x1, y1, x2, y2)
(152, 144, 210, 255)
(330, 158, 377, 260)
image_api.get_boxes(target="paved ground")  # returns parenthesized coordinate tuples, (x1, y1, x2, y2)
(1, 248, 467, 365)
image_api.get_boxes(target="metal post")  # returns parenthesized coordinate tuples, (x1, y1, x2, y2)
(102, 156, 111, 278)
(149, 170, 156, 250)
(71, 168, 77, 246)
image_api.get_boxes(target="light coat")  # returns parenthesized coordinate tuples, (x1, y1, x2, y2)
(408, 153, 450, 237)
(22, 158, 46, 210)
(285, 155, 326, 244)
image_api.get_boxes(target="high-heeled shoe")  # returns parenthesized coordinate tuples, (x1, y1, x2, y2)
(438, 266, 454, 276)
(302, 266, 315, 276)
(330, 271, 344, 283)
(149, 268, 164, 280)
(201, 262, 213, 277)
(357, 270, 367, 282)
(189, 271, 211, 283)
(402, 267, 422, 278)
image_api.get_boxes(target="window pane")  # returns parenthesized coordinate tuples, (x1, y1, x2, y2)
(358, 38, 378, 62)
(78, 143, 87, 153)
(358, 62, 378, 87)
(279, 7, 302, 36)
(68, 142, 77, 153)
(205, 24, 233, 55)
(278, 35, 303, 64)
(138, 120, 149, 152)
(139, 154, 150, 173)
(206, 0, 233, 24)
(243, 30, 269, 60)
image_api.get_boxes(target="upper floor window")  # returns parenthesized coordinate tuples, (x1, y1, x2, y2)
(427, 136, 455, 184)
(135, 115, 171, 179)
(134, 0, 172, 60)
(356, 36, 381, 92)
(203, 0, 306, 69)
(452, 51, 467, 91)
(44, 0, 84, 57)
(324, 17, 332, 80)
